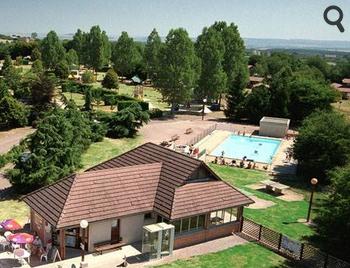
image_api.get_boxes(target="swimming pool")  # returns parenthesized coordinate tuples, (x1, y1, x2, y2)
(210, 135, 281, 163)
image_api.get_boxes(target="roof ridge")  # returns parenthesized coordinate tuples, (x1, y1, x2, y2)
(81, 162, 162, 175)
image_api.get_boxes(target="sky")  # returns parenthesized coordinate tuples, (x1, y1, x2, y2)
(0, 0, 349, 41)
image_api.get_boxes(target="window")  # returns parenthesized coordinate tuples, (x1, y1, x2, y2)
(173, 220, 181, 234)
(181, 218, 190, 232)
(198, 215, 205, 228)
(189, 216, 198, 230)
(210, 208, 238, 226)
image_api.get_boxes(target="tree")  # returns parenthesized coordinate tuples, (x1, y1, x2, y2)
(65, 48, 79, 66)
(2, 59, 21, 94)
(71, 29, 85, 64)
(102, 69, 119, 89)
(144, 28, 162, 79)
(31, 47, 41, 61)
(196, 27, 226, 101)
(112, 31, 141, 76)
(31, 32, 38, 40)
(40, 31, 65, 69)
(154, 28, 199, 113)
(54, 61, 69, 79)
(31, 59, 44, 74)
(84, 87, 93, 111)
(293, 111, 350, 182)
(242, 86, 271, 124)
(106, 102, 149, 138)
(31, 73, 56, 107)
(313, 165, 350, 261)
(288, 77, 336, 122)
(0, 79, 9, 99)
(85, 26, 111, 70)
(8, 106, 95, 191)
(2, 54, 13, 75)
(269, 67, 292, 117)
(215, 22, 248, 119)
(0, 96, 28, 129)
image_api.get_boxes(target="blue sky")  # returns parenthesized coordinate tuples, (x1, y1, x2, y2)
(0, 0, 349, 40)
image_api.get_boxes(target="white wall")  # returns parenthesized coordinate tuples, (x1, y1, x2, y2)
(88, 213, 146, 252)
(260, 122, 288, 138)
(120, 214, 145, 244)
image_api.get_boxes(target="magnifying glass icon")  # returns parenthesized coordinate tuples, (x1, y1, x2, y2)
(324, 5, 345, 32)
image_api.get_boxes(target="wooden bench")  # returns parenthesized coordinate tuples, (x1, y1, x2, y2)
(94, 240, 126, 255)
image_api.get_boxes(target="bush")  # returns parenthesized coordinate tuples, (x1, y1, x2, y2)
(118, 100, 149, 111)
(62, 81, 92, 94)
(102, 69, 119, 89)
(149, 108, 163, 119)
(54, 61, 69, 79)
(0, 96, 28, 129)
(102, 93, 134, 106)
(82, 71, 95, 84)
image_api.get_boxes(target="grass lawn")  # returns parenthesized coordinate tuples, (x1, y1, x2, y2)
(333, 100, 350, 119)
(63, 92, 85, 107)
(0, 199, 29, 226)
(80, 136, 143, 170)
(155, 243, 291, 268)
(209, 164, 324, 241)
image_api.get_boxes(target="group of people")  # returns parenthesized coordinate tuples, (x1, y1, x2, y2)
(212, 153, 269, 170)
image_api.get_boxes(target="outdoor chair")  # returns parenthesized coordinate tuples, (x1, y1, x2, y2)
(0, 236, 10, 251)
(40, 243, 52, 262)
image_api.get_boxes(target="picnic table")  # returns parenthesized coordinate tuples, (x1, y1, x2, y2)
(261, 180, 290, 194)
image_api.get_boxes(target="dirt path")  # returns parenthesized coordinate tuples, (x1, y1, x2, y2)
(0, 127, 34, 154)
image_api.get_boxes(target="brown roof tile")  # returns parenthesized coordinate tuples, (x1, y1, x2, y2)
(171, 181, 254, 219)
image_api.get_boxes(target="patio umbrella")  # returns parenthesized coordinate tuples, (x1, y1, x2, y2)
(8, 233, 34, 244)
(0, 219, 22, 231)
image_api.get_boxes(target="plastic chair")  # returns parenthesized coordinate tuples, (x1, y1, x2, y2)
(40, 243, 52, 262)
(0, 236, 10, 251)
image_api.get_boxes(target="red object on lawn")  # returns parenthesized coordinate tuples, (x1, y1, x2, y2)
(0, 219, 22, 231)
(8, 233, 34, 244)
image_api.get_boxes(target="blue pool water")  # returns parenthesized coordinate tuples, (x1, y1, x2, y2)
(211, 135, 281, 163)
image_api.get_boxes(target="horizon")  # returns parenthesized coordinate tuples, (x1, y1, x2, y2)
(0, 0, 349, 42)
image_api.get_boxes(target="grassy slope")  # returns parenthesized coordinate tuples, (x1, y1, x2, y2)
(0, 199, 29, 226)
(80, 136, 143, 170)
(333, 100, 350, 119)
(209, 164, 320, 241)
(155, 243, 289, 268)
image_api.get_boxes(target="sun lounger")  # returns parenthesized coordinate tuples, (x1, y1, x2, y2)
(170, 134, 180, 142)
(184, 128, 193, 134)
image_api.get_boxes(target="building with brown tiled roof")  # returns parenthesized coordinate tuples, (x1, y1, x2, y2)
(23, 143, 253, 259)
(331, 80, 350, 99)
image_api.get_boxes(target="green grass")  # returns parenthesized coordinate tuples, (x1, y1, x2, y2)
(63, 92, 85, 107)
(80, 136, 143, 170)
(0, 199, 29, 226)
(333, 100, 350, 119)
(155, 243, 290, 268)
(209, 164, 323, 241)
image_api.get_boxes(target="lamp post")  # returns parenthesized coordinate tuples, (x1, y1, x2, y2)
(201, 98, 207, 121)
(306, 178, 318, 223)
(80, 220, 89, 267)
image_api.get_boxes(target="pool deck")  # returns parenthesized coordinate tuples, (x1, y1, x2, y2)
(199, 129, 296, 175)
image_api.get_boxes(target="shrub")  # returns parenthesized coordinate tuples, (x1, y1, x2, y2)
(82, 71, 95, 84)
(102, 69, 119, 89)
(118, 100, 149, 111)
(149, 108, 163, 119)
(0, 96, 28, 129)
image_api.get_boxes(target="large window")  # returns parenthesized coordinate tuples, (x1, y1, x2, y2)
(210, 208, 237, 226)
(172, 214, 206, 235)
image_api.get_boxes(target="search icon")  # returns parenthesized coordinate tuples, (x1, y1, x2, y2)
(324, 5, 345, 32)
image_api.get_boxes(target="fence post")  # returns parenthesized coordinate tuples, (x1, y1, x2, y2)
(258, 224, 262, 241)
(277, 233, 282, 251)
(324, 254, 329, 268)
(299, 243, 304, 261)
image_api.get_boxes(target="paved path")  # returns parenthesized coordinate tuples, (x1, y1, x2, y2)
(0, 127, 34, 154)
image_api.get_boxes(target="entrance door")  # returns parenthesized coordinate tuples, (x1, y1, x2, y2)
(111, 219, 120, 244)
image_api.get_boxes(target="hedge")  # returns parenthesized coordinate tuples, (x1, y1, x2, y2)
(117, 100, 149, 111)
(102, 94, 134, 106)
(61, 81, 92, 94)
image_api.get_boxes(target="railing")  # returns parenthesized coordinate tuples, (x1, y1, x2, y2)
(186, 124, 217, 145)
(241, 217, 350, 268)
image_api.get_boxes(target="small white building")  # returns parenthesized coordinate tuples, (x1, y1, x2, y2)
(259, 117, 290, 138)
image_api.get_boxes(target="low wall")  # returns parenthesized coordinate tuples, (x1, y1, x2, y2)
(174, 221, 240, 249)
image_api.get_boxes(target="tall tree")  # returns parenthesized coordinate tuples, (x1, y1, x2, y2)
(210, 22, 248, 119)
(112, 31, 141, 76)
(71, 29, 85, 64)
(40, 31, 65, 69)
(269, 67, 292, 117)
(31, 73, 56, 107)
(65, 48, 79, 66)
(2, 54, 13, 75)
(144, 28, 162, 79)
(196, 27, 226, 101)
(85, 26, 111, 71)
(31, 47, 41, 61)
(314, 165, 350, 261)
(293, 111, 350, 182)
(154, 28, 199, 113)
